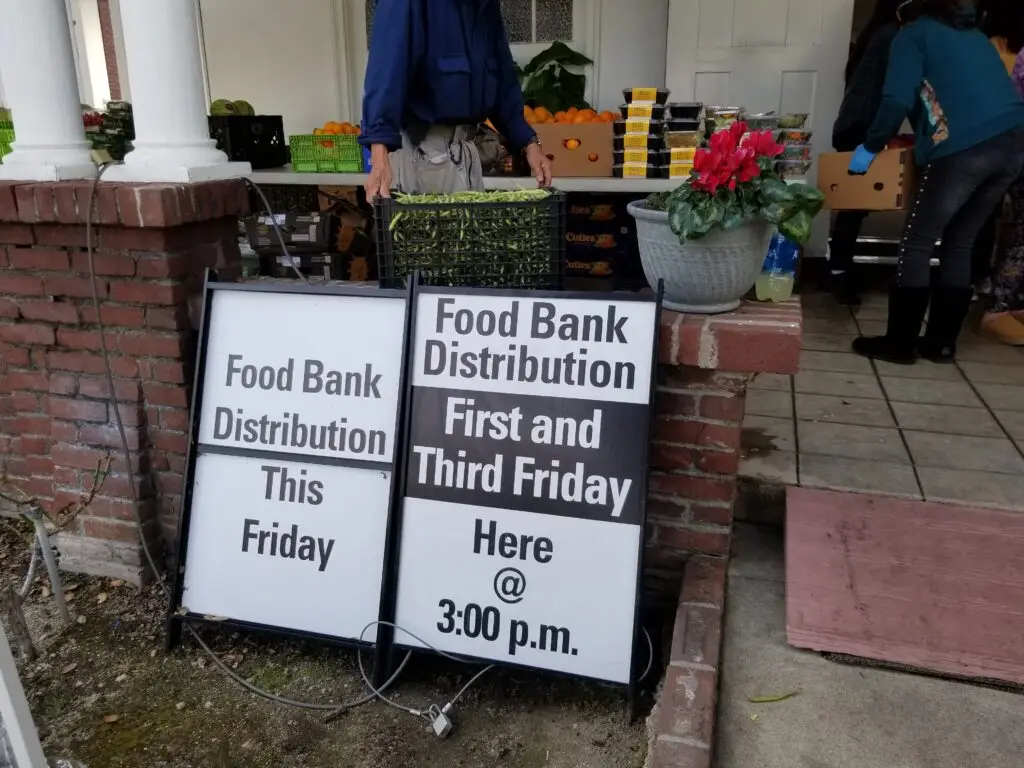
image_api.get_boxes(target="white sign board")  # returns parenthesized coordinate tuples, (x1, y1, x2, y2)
(392, 289, 658, 684)
(178, 286, 406, 645)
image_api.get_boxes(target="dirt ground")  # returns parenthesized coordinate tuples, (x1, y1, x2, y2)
(0, 520, 653, 768)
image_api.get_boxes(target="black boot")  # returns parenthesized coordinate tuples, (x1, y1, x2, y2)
(828, 271, 862, 307)
(852, 286, 931, 365)
(918, 286, 974, 363)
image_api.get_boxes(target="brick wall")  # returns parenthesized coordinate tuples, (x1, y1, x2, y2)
(643, 302, 801, 604)
(97, 0, 121, 101)
(0, 180, 248, 582)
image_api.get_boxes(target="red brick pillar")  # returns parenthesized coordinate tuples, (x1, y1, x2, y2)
(0, 180, 248, 583)
(644, 301, 802, 603)
(97, 0, 121, 100)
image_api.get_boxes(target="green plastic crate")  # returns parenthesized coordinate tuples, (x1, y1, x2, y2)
(288, 134, 362, 173)
(0, 126, 14, 164)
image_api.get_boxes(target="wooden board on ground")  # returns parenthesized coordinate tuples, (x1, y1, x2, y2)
(786, 487, 1024, 685)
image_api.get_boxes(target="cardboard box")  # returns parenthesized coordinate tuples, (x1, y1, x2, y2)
(817, 148, 917, 211)
(534, 123, 614, 177)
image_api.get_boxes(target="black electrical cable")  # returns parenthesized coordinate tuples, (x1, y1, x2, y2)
(82, 165, 411, 712)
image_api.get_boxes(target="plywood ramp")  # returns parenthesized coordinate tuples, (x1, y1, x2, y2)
(786, 487, 1024, 685)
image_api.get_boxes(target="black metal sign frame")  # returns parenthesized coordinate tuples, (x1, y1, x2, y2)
(165, 271, 413, 658)
(375, 282, 664, 718)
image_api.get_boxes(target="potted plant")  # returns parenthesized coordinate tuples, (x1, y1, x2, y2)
(516, 42, 594, 114)
(628, 122, 825, 313)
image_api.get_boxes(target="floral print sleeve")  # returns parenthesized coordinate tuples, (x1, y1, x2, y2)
(1013, 50, 1024, 99)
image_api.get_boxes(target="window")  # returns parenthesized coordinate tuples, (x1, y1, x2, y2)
(501, 0, 575, 45)
(365, 0, 575, 47)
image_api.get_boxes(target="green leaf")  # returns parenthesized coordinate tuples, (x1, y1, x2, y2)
(760, 201, 801, 226)
(646, 192, 670, 212)
(722, 200, 746, 230)
(667, 184, 693, 206)
(523, 41, 594, 74)
(759, 177, 795, 205)
(779, 210, 815, 245)
(787, 183, 826, 216)
(668, 200, 697, 239)
(522, 67, 561, 112)
(559, 71, 588, 109)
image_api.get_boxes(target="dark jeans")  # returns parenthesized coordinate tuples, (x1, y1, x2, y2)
(829, 126, 869, 274)
(830, 211, 869, 272)
(898, 127, 1024, 289)
(972, 207, 999, 285)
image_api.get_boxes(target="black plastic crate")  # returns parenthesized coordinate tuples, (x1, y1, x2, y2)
(209, 115, 288, 169)
(373, 190, 566, 290)
(247, 183, 318, 214)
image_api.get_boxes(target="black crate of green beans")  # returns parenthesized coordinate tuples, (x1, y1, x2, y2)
(373, 189, 566, 290)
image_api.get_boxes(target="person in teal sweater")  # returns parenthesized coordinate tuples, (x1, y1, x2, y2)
(848, 0, 1024, 365)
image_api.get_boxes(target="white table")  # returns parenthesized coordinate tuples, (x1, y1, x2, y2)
(247, 166, 681, 194)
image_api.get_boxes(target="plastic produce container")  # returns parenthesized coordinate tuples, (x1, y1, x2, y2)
(614, 134, 665, 152)
(613, 119, 664, 136)
(664, 131, 703, 148)
(613, 164, 666, 179)
(667, 103, 706, 120)
(289, 133, 362, 172)
(619, 103, 667, 121)
(622, 87, 670, 105)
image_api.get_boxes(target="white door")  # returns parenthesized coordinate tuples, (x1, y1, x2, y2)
(665, 0, 856, 256)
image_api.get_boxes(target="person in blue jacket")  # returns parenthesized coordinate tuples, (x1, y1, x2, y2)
(359, 0, 553, 198)
(848, 0, 1024, 365)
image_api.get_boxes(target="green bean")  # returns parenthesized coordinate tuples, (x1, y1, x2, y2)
(383, 189, 556, 288)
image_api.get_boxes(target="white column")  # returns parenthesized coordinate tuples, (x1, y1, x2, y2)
(0, 0, 97, 181)
(0, 628, 48, 768)
(103, 0, 249, 182)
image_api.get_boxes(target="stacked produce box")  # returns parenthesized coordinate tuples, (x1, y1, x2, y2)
(614, 88, 706, 180)
(663, 103, 705, 179)
(87, 101, 134, 161)
(775, 114, 813, 179)
(614, 88, 668, 179)
(527, 107, 616, 178)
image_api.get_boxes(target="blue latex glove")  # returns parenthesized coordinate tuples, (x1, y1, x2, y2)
(848, 145, 877, 175)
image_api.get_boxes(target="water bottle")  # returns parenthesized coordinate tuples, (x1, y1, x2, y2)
(755, 231, 798, 302)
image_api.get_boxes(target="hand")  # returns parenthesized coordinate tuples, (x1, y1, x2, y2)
(848, 145, 877, 175)
(365, 144, 393, 199)
(525, 142, 553, 188)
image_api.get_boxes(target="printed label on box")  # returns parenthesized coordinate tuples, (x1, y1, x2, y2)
(625, 118, 651, 134)
(623, 149, 650, 164)
(669, 148, 697, 163)
(631, 87, 658, 103)
(622, 134, 649, 149)
(622, 164, 648, 178)
(626, 104, 653, 119)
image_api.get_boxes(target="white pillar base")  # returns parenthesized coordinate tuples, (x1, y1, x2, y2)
(0, 161, 99, 182)
(102, 160, 251, 183)
(0, 143, 98, 181)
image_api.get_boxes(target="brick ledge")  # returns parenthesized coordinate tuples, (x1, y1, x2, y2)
(659, 299, 802, 375)
(645, 556, 727, 768)
(0, 179, 249, 228)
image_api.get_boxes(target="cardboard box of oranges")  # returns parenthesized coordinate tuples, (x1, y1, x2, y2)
(525, 106, 615, 178)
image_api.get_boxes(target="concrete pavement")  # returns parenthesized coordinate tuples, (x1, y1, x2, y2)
(715, 524, 1024, 768)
